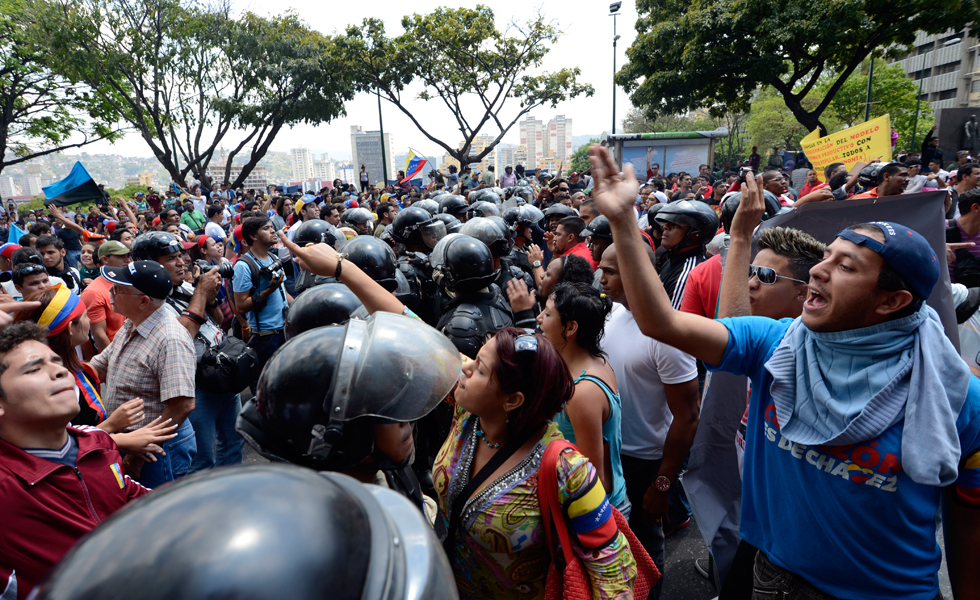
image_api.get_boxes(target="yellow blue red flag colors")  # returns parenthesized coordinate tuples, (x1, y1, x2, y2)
(402, 150, 427, 183)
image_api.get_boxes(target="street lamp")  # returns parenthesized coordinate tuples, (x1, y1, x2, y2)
(610, 2, 622, 134)
(911, 37, 962, 152)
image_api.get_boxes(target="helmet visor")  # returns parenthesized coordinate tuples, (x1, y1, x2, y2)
(328, 313, 461, 422)
(419, 218, 448, 249)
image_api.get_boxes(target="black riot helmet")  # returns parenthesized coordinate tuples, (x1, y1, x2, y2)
(435, 234, 498, 294)
(540, 203, 575, 231)
(438, 194, 468, 219)
(343, 207, 377, 236)
(467, 188, 501, 205)
(460, 217, 512, 259)
(858, 162, 887, 188)
(503, 185, 533, 209)
(293, 219, 347, 249)
(581, 215, 612, 241)
(238, 313, 460, 472)
(130, 231, 184, 261)
(343, 236, 399, 291)
(654, 199, 720, 251)
(412, 199, 439, 216)
(433, 213, 462, 235)
(391, 207, 447, 248)
(33, 465, 459, 600)
(719, 191, 781, 233)
(467, 201, 501, 220)
(284, 283, 363, 339)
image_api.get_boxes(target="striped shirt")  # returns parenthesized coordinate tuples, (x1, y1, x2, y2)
(90, 304, 196, 430)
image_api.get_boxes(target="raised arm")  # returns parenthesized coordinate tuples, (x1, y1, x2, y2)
(718, 175, 765, 318)
(588, 145, 730, 365)
(46, 205, 85, 234)
(114, 197, 138, 224)
(279, 234, 404, 316)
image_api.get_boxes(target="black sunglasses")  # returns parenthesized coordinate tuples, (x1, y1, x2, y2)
(749, 264, 806, 285)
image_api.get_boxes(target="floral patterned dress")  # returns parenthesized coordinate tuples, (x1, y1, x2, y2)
(433, 404, 637, 599)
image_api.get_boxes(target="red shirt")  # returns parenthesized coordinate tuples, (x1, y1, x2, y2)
(563, 241, 599, 270)
(679, 254, 723, 318)
(0, 426, 149, 598)
(80, 276, 125, 342)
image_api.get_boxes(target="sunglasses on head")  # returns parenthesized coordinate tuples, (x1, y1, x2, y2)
(15, 264, 46, 276)
(749, 264, 807, 285)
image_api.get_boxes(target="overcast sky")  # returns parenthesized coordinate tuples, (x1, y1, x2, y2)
(75, 0, 639, 162)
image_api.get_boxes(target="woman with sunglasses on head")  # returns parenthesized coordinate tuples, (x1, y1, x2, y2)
(280, 234, 638, 600)
(15, 285, 178, 460)
(536, 281, 628, 516)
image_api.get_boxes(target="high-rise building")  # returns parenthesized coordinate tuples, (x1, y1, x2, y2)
(547, 115, 573, 164)
(226, 165, 269, 190)
(514, 146, 528, 169)
(497, 144, 518, 170)
(291, 148, 315, 181)
(20, 175, 42, 196)
(313, 160, 336, 181)
(350, 126, 395, 185)
(0, 177, 15, 199)
(461, 134, 498, 175)
(890, 28, 979, 110)
(519, 117, 545, 169)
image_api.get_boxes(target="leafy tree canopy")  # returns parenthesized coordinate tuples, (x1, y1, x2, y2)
(617, 0, 978, 135)
(0, 0, 122, 176)
(339, 5, 593, 166)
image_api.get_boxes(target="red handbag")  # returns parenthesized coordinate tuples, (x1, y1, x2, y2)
(538, 439, 660, 600)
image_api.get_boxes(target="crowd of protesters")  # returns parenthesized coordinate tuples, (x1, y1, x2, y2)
(0, 135, 978, 600)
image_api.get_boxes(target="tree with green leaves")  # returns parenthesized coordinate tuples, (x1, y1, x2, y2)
(745, 88, 842, 151)
(617, 0, 979, 136)
(0, 0, 121, 178)
(569, 139, 598, 173)
(816, 61, 932, 154)
(339, 6, 593, 167)
(34, 0, 351, 188)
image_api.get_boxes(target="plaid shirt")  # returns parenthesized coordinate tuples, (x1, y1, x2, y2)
(90, 304, 196, 431)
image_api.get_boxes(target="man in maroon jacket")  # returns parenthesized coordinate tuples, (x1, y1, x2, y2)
(0, 322, 149, 599)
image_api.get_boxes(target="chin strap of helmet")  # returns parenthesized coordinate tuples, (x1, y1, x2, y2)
(307, 318, 368, 459)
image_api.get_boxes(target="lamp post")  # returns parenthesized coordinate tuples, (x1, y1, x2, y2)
(864, 57, 875, 123)
(377, 90, 389, 190)
(911, 38, 961, 152)
(610, 2, 622, 134)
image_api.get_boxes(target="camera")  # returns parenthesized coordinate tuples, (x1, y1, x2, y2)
(194, 260, 235, 279)
(259, 257, 285, 280)
(738, 166, 754, 185)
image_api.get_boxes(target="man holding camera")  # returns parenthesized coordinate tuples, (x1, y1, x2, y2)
(233, 216, 293, 377)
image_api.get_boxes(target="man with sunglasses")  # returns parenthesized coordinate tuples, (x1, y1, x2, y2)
(590, 144, 980, 600)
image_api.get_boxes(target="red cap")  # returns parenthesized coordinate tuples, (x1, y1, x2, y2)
(0, 243, 20, 259)
(179, 239, 197, 251)
(152, 216, 161, 227)
(105, 221, 117, 234)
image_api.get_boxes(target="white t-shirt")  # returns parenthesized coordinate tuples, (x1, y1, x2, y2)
(205, 221, 225, 242)
(602, 302, 698, 459)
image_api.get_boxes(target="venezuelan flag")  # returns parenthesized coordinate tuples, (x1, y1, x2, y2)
(402, 151, 427, 183)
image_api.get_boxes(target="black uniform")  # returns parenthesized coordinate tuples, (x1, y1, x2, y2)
(436, 285, 514, 359)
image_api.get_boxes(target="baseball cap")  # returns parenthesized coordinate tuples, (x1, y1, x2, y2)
(97, 240, 130, 260)
(836, 221, 939, 300)
(0, 243, 21, 259)
(178, 238, 197, 251)
(101, 261, 173, 300)
(105, 220, 118, 234)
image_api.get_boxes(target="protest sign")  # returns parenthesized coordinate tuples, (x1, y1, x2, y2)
(800, 115, 893, 181)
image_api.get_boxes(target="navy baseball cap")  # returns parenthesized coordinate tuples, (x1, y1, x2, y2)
(836, 221, 939, 300)
(101, 261, 173, 300)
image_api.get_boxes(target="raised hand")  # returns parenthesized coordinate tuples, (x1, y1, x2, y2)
(589, 145, 639, 223)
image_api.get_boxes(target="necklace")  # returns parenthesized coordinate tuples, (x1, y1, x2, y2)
(474, 418, 501, 449)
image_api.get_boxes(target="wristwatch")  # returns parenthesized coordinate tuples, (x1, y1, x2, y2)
(655, 475, 672, 492)
(532, 260, 542, 268)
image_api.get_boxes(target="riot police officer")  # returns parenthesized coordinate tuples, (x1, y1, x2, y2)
(291, 219, 347, 295)
(390, 207, 447, 326)
(430, 234, 514, 359)
(654, 200, 720, 309)
(459, 217, 535, 326)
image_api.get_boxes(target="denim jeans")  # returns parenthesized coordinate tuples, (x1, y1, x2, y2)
(140, 418, 196, 488)
(621, 454, 665, 600)
(188, 389, 243, 472)
(65, 250, 81, 270)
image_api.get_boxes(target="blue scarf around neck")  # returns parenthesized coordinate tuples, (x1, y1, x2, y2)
(764, 304, 970, 486)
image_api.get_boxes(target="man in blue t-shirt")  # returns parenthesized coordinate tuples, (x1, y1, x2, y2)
(589, 145, 980, 600)
(233, 215, 293, 377)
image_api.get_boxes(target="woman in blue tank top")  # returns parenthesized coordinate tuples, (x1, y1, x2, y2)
(537, 281, 629, 515)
